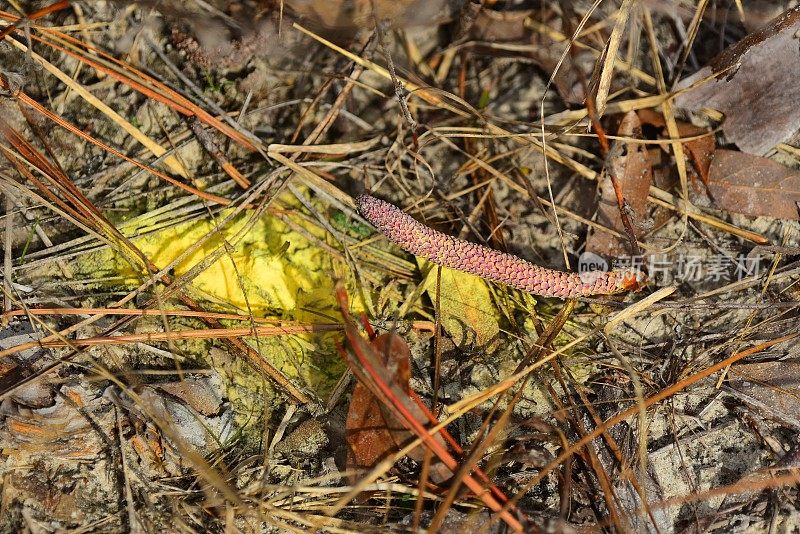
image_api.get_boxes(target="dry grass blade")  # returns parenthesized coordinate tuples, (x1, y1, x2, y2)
(513, 331, 800, 507)
(0, 9, 261, 154)
(0, 0, 70, 40)
(0, 116, 312, 405)
(1, 307, 316, 322)
(0, 28, 190, 178)
(0, 116, 122, 238)
(0, 324, 341, 357)
(297, 21, 768, 245)
(0, 88, 231, 205)
(3, 2, 800, 530)
(589, 0, 635, 116)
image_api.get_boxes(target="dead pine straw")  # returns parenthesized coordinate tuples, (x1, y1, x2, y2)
(1, 1, 800, 532)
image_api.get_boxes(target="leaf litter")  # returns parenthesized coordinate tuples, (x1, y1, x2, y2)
(675, 5, 800, 155)
(0, 1, 800, 532)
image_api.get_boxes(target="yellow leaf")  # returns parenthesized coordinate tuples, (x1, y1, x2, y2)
(76, 190, 352, 398)
(418, 258, 501, 350)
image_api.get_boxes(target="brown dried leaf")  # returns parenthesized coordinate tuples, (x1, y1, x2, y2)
(586, 111, 652, 256)
(345, 333, 449, 483)
(699, 149, 800, 220)
(637, 108, 716, 185)
(675, 6, 800, 155)
(729, 362, 800, 428)
(157, 377, 223, 416)
(345, 379, 403, 482)
(684, 130, 716, 186)
(345, 334, 411, 479)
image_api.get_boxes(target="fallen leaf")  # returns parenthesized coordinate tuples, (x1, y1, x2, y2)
(470, 7, 532, 42)
(675, 6, 800, 155)
(697, 149, 800, 220)
(157, 377, 223, 417)
(587, 0, 635, 116)
(419, 259, 501, 350)
(74, 189, 351, 397)
(728, 362, 800, 428)
(586, 111, 652, 257)
(637, 108, 716, 185)
(345, 333, 450, 483)
(345, 374, 404, 481)
(337, 289, 521, 529)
